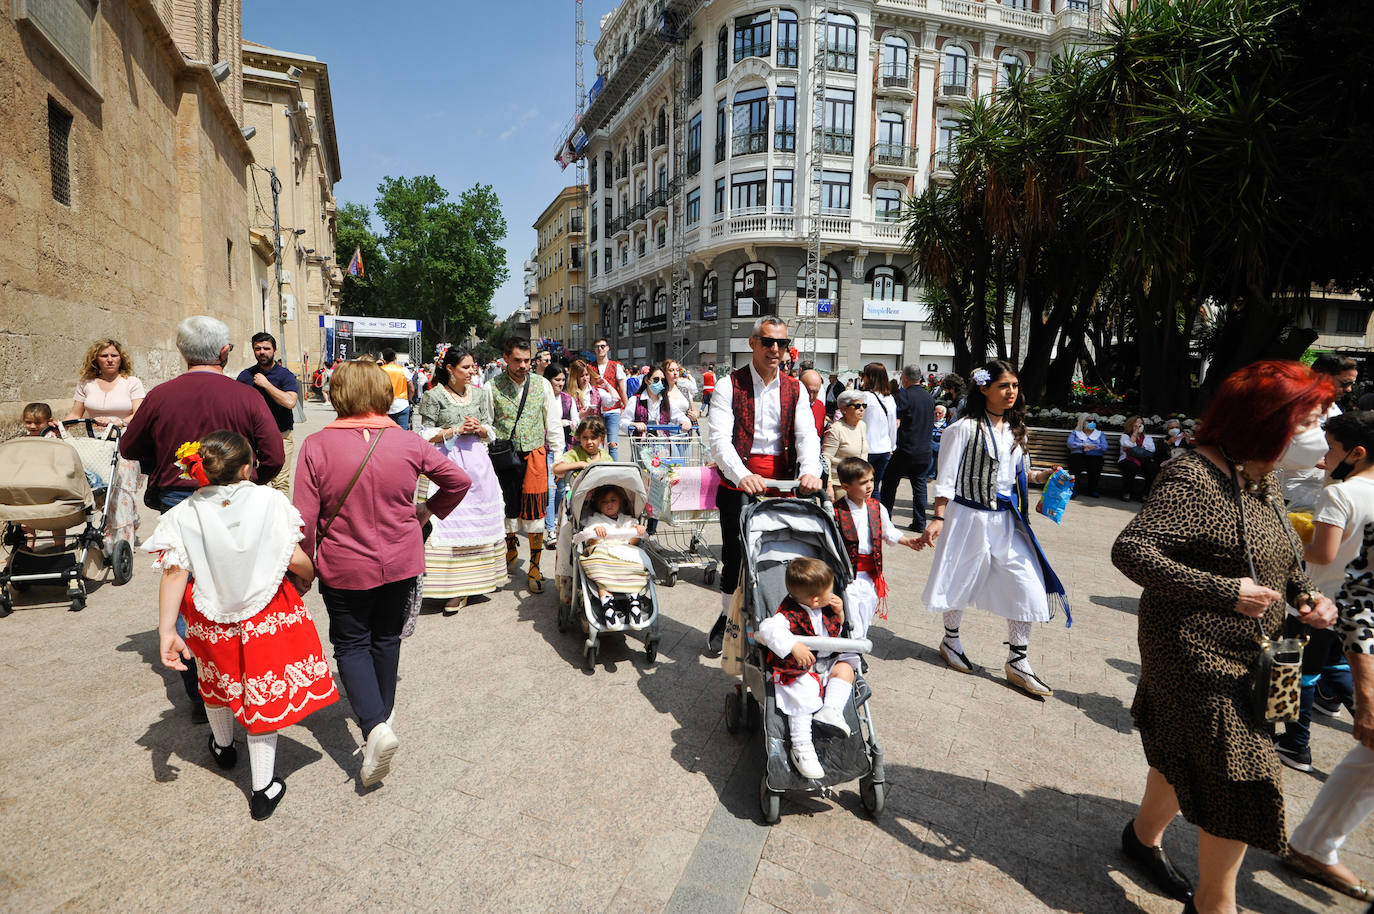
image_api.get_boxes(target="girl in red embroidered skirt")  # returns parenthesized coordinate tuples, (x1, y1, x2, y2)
(146, 431, 337, 820)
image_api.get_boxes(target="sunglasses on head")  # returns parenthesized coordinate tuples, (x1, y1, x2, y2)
(756, 337, 790, 349)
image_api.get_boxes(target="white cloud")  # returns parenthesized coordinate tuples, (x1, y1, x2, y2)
(499, 106, 540, 142)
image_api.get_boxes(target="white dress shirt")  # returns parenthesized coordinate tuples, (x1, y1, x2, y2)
(843, 497, 901, 553)
(707, 363, 823, 486)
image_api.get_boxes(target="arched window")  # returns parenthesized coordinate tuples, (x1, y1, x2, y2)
(877, 111, 905, 148)
(701, 270, 719, 320)
(655, 106, 668, 146)
(618, 299, 630, 334)
(717, 25, 729, 81)
(824, 13, 858, 72)
(998, 52, 1026, 87)
(733, 261, 777, 317)
(636, 128, 647, 164)
(777, 9, 799, 67)
(866, 265, 907, 301)
(654, 286, 668, 316)
(796, 263, 841, 317)
(943, 45, 969, 96)
(875, 186, 903, 222)
(937, 117, 961, 168)
(881, 34, 911, 87)
(635, 295, 648, 321)
(689, 45, 703, 99)
(637, 234, 646, 256)
(734, 12, 771, 63)
(589, 158, 598, 193)
(603, 150, 613, 184)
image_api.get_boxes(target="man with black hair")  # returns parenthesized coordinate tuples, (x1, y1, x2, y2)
(236, 332, 298, 494)
(1280, 355, 1360, 510)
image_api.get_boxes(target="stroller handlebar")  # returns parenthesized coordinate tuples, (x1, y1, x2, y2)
(794, 636, 873, 655)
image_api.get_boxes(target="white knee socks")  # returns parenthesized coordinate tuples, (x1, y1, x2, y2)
(788, 714, 815, 751)
(205, 705, 234, 749)
(942, 610, 965, 656)
(246, 732, 280, 797)
(823, 678, 853, 712)
(1006, 620, 1033, 672)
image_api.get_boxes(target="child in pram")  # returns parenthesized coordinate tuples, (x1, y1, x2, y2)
(571, 484, 650, 629)
(754, 557, 857, 780)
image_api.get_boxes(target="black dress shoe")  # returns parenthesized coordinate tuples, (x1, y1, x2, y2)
(1181, 901, 1196, 914)
(208, 734, 237, 770)
(1121, 819, 1194, 901)
(250, 779, 286, 820)
(705, 614, 726, 656)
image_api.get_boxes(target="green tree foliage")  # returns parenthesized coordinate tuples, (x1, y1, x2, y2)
(336, 176, 510, 350)
(905, 0, 1374, 413)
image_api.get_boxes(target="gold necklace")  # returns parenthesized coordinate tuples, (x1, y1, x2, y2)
(1220, 447, 1265, 495)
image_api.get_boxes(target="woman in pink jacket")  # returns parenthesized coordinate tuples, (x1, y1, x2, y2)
(295, 361, 471, 787)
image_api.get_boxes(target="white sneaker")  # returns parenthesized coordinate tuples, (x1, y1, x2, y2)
(789, 740, 825, 780)
(360, 722, 399, 786)
(812, 705, 851, 738)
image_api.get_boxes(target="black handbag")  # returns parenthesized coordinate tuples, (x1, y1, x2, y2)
(489, 377, 531, 475)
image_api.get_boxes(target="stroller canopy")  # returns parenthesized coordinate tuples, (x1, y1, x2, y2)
(0, 437, 93, 529)
(568, 462, 648, 523)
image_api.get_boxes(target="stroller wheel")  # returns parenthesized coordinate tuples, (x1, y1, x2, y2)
(860, 777, 885, 819)
(69, 594, 86, 613)
(0, 591, 11, 618)
(759, 775, 781, 825)
(110, 540, 134, 586)
(703, 565, 717, 587)
(665, 571, 678, 588)
(583, 642, 598, 671)
(556, 598, 571, 633)
(723, 688, 743, 734)
(644, 638, 659, 664)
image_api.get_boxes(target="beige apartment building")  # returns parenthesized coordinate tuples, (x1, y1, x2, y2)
(0, 0, 260, 412)
(242, 41, 342, 375)
(533, 185, 588, 353)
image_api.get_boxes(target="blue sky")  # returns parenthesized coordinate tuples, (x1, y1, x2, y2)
(244, 1, 606, 318)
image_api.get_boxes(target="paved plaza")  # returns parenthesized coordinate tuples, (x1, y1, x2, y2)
(0, 403, 1366, 913)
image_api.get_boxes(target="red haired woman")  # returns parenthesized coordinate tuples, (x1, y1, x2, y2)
(1112, 361, 1340, 913)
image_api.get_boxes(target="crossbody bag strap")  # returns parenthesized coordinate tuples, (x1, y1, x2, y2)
(506, 377, 532, 444)
(319, 427, 386, 542)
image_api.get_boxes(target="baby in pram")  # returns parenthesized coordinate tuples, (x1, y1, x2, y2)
(754, 557, 858, 780)
(571, 484, 651, 629)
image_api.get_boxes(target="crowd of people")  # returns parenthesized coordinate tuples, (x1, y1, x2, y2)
(14, 316, 1374, 914)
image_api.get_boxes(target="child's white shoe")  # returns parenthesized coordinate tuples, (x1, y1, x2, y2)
(811, 705, 851, 738)
(789, 740, 825, 780)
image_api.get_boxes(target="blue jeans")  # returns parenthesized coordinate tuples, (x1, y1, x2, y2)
(390, 408, 411, 431)
(602, 410, 621, 461)
(545, 451, 566, 535)
(868, 451, 892, 504)
(880, 450, 931, 532)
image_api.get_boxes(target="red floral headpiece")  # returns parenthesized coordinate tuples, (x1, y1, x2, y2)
(175, 441, 210, 487)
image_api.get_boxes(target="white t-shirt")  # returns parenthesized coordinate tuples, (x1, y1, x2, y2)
(864, 391, 898, 454)
(1310, 475, 1374, 596)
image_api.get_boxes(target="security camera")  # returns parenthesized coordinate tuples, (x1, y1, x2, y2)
(211, 61, 231, 82)
(285, 65, 303, 81)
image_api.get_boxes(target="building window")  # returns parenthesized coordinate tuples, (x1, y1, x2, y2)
(638, 234, 646, 256)
(592, 257, 598, 278)
(655, 106, 668, 146)
(1004, 0, 1030, 9)
(590, 159, 598, 192)
(686, 187, 701, 225)
(937, 117, 961, 168)
(823, 89, 855, 155)
(689, 46, 703, 100)
(604, 196, 613, 234)
(732, 87, 768, 156)
(714, 177, 726, 218)
(656, 224, 667, 248)
(637, 179, 647, 208)
(733, 262, 777, 317)
(687, 112, 702, 175)
(774, 86, 796, 152)
(1338, 308, 1368, 333)
(591, 203, 598, 242)
(654, 287, 668, 316)
(999, 52, 1026, 87)
(603, 150, 613, 183)
(636, 128, 647, 164)
(734, 12, 771, 62)
(867, 265, 907, 301)
(821, 170, 851, 213)
(943, 45, 970, 96)
(772, 168, 794, 212)
(620, 301, 631, 334)
(881, 34, 911, 87)
(715, 98, 727, 164)
(796, 263, 841, 316)
(701, 270, 719, 320)
(777, 9, 799, 68)
(226, 239, 234, 289)
(48, 98, 73, 206)
(717, 25, 729, 81)
(824, 13, 858, 73)
(636, 295, 648, 321)
(731, 169, 767, 211)
(875, 186, 903, 222)
(605, 248, 613, 272)
(877, 111, 905, 148)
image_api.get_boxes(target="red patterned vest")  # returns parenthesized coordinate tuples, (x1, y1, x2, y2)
(834, 498, 884, 581)
(730, 366, 800, 476)
(767, 595, 843, 683)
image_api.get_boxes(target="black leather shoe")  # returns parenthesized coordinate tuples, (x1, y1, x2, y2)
(250, 779, 286, 821)
(208, 734, 237, 770)
(1121, 819, 1194, 901)
(705, 614, 726, 656)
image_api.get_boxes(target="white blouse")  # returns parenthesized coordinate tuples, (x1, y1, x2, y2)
(863, 391, 898, 454)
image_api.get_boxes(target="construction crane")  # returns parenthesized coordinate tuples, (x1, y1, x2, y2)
(574, 0, 588, 355)
(798, 4, 829, 367)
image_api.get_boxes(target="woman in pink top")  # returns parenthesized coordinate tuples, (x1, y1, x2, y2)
(294, 361, 471, 787)
(64, 338, 146, 543)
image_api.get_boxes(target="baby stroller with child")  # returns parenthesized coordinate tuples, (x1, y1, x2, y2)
(554, 462, 662, 671)
(722, 486, 885, 824)
(0, 420, 135, 615)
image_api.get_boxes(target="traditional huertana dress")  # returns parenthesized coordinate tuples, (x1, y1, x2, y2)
(416, 384, 509, 599)
(143, 481, 337, 733)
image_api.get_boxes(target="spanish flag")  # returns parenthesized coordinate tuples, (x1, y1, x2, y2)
(346, 247, 364, 277)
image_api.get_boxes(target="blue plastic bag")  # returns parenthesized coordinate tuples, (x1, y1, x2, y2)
(1036, 468, 1073, 524)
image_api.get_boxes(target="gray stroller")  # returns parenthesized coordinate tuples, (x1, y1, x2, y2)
(722, 489, 885, 824)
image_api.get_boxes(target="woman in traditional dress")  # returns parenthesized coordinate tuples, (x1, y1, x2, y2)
(63, 338, 145, 543)
(919, 359, 1067, 699)
(417, 349, 508, 614)
(544, 363, 576, 544)
(567, 359, 595, 421)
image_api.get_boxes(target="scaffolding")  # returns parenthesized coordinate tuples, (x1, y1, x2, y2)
(575, 0, 589, 356)
(797, 4, 829, 366)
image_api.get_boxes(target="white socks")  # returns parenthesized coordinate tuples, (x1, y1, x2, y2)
(942, 611, 965, 656)
(206, 705, 234, 749)
(247, 732, 279, 796)
(823, 678, 853, 712)
(788, 715, 815, 753)
(1006, 620, 1034, 672)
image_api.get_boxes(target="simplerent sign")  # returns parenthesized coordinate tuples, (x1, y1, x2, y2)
(862, 300, 929, 322)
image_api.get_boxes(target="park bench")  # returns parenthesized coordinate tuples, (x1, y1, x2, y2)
(1026, 426, 1124, 491)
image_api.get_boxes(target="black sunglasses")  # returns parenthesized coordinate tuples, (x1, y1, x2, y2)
(756, 337, 790, 349)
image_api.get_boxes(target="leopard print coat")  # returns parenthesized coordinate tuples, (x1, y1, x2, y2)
(1112, 451, 1317, 855)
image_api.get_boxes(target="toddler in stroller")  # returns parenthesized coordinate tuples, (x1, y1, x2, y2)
(572, 484, 650, 629)
(754, 557, 858, 779)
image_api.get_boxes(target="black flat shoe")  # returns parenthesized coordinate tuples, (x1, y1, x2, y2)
(1121, 819, 1194, 901)
(250, 779, 286, 820)
(705, 614, 726, 656)
(208, 734, 237, 770)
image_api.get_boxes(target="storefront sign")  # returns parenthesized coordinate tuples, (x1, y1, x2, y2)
(862, 299, 929, 322)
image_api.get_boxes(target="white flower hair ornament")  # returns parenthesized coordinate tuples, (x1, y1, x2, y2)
(970, 368, 991, 388)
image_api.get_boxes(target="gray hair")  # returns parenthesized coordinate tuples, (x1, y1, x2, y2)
(751, 315, 787, 337)
(176, 315, 232, 366)
(838, 389, 867, 408)
(901, 364, 923, 383)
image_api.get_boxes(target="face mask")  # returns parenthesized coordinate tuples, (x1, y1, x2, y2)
(1084, 422, 1096, 431)
(1278, 425, 1329, 470)
(1168, 428, 1182, 439)
(648, 381, 665, 395)
(1331, 458, 1358, 481)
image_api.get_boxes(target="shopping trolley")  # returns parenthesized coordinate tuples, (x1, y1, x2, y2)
(626, 425, 721, 587)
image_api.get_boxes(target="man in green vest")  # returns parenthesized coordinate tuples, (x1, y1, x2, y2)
(490, 336, 565, 593)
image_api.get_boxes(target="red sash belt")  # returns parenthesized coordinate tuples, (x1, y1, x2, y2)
(854, 553, 890, 620)
(721, 455, 785, 493)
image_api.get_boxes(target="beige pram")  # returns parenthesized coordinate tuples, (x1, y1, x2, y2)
(0, 431, 134, 615)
